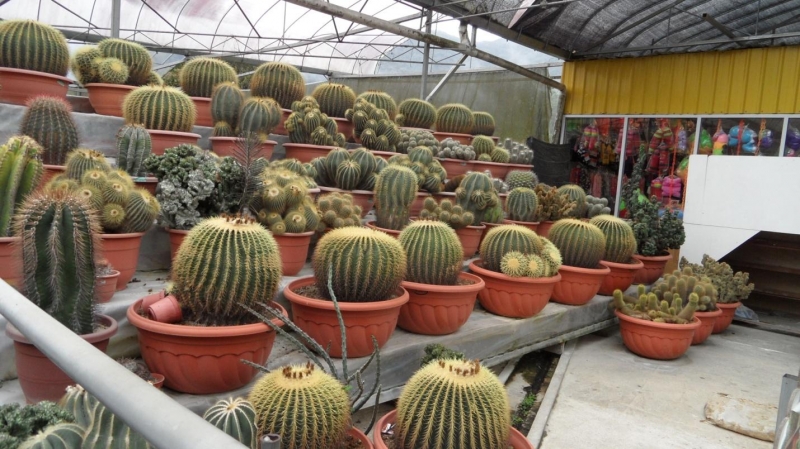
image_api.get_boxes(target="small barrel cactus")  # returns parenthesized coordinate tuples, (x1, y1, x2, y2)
(237, 97, 281, 141)
(0, 20, 69, 75)
(315, 192, 362, 231)
(471, 135, 494, 156)
(374, 164, 417, 230)
(418, 197, 474, 230)
(435, 103, 474, 134)
(506, 170, 538, 190)
(312, 226, 406, 302)
(589, 215, 636, 263)
(203, 398, 258, 449)
(285, 96, 345, 146)
(19, 423, 85, 449)
(507, 187, 538, 222)
(395, 358, 510, 449)
(396, 98, 436, 129)
(71, 46, 102, 85)
(548, 219, 606, 268)
(613, 288, 699, 324)
(387, 148, 446, 194)
(356, 90, 398, 119)
(251, 168, 319, 235)
(210, 81, 245, 137)
(435, 138, 476, 161)
(454, 172, 498, 225)
(65, 149, 111, 180)
(0, 136, 43, 237)
(471, 111, 496, 136)
(250, 62, 306, 108)
(116, 124, 152, 177)
(122, 85, 196, 132)
(312, 82, 356, 118)
(344, 99, 401, 151)
(505, 138, 534, 164)
(146, 71, 163, 86)
(556, 184, 587, 218)
(97, 38, 153, 85)
(96, 57, 129, 84)
(20, 96, 79, 165)
(500, 251, 529, 277)
(179, 57, 238, 98)
(399, 221, 463, 286)
(479, 224, 544, 273)
(490, 147, 510, 163)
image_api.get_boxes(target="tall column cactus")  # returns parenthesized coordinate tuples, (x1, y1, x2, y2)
(399, 221, 463, 285)
(116, 124, 152, 177)
(0, 20, 69, 75)
(374, 165, 417, 230)
(250, 62, 306, 109)
(435, 103, 474, 134)
(14, 190, 100, 335)
(122, 85, 196, 132)
(548, 219, 606, 268)
(454, 172, 499, 225)
(179, 57, 238, 98)
(210, 82, 244, 137)
(97, 38, 153, 85)
(0, 136, 43, 237)
(19, 96, 80, 165)
(311, 82, 356, 118)
(396, 98, 437, 129)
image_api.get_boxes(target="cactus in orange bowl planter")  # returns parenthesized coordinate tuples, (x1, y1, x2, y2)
(179, 57, 238, 98)
(471, 111, 496, 136)
(548, 219, 610, 305)
(250, 61, 306, 109)
(435, 103, 474, 135)
(0, 20, 70, 76)
(312, 82, 356, 118)
(97, 38, 153, 85)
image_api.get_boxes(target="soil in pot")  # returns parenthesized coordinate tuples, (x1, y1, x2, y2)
(712, 301, 741, 334)
(693, 308, 723, 345)
(99, 232, 145, 290)
(551, 264, 611, 306)
(615, 310, 700, 360)
(398, 272, 485, 335)
(455, 225, 485, 258)
(273, 231, 314, 276)
(631, 253, 673, 285)
(597, 258, 644, 296)
(469, 260, 559, 319)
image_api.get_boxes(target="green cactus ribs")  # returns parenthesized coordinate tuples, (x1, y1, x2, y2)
(548, 219, 606, 269)
(613, 288, 699, 324)
(435, 103, 474, 135)
(312, 83, 356, 118)
(399, 220, 463, 286)
(396, 98, 436, 129)
(250, 62, 306, 108)
(0, 20, 70, 76)
(20, 96, 79, 166)
(203, 398, 258, 449)
(374, 164, 417, 231)
(122, 85, 196, 132)
(179, 57, 238, 98)
(116, 124, 152, 177)
(0, 136, 43, 237)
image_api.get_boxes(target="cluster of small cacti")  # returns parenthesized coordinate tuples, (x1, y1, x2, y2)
(481, 225, 561, 278)
(0, 136, 43, 237)
(399, 220, 463, 286)
(679, 255, 755, 304)
(20, 96, 80, 165)
(548, 219, 606, 269)
(652, 267, 718, 312)
(435, 103, 474, 134)
(419, 197, 475, 230)
(434, 138, 476, 161)
(179, 57, 237, 97)
(356, 90, 398, 119)
(506, 187, 538, 222)
(386, 146, 447, 193)
(116, 124, 152, 178)
(487, 172, 509, 193)
(397, 128, 438, 154)
(589, 215, 636, 263)
(344, 99, 401, 151)
(0, 19, 70, 76)
(251, 168, 319, 235)
(374, 164, 418, 230)
(123, 85, 196, 132)
(270, 158, 319, 189)
(203, 398, 258, 449)
(396, 98, 437, 129)
(534, 184, 576, 221)
(471, 112, 495, 135)
(71, 38, 153, 86)
(585, 195, 611, 218)
(500, 250, 559, 279)
(612, 287, 699, 324)
(502, 138, 534, 165)
(250, 62, 306, 109)
(312, 147, 384, 191)
(311, 82, 356, 118)
(285, 96, 346, 146)
(506, 170, 538, 190)
(471, 137, 510, 163)
(238, 96, 282, 141)
(454, 172, 500, 225)
(210, 82, 245, 137)
(315, 192, 362, 231)
(556, 184, 587, 218)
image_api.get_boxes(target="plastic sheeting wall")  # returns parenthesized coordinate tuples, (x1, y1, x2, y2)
(329, 67, 554, 142)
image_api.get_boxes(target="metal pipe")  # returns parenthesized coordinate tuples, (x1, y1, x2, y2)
(701, 13, 738, 40)
(420, 9, 432, 98)
(614, 117, 629, 217)
(111, 0, 121, 38)
(0, 280, 247, 449)
(425, 53, 468, 101)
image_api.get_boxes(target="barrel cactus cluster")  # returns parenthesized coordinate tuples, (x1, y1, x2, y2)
(397, 128, 438, 154)
(356, 90, 398, 119)
(250, 61, 306, 109)
(585, 195, 611, 218)
(387, 147, 447, 193)
(116, 124, 152, 178)
(374, 164, 418, 230)
(395, 98, 437, 129)
(471, 111, 496, 136)
(481, 225, 563, 279)
(435, 138, 476, 161)
(311, 82, 356, 118)
(179, 57, 238, 98)
(344, 99, 401, 151)
(315, 192, 363, 231)
(548, 219, 606, 269)
(19, 96, 80, 165)
(399, 220, 463, 286)
(506, 187, 538, 222)
(612, 288, 699, 324)
(506, 170, 538, 190)
(419, 197, 475, 229)
(270, 158, 318, 189)
(70, 38, 153, 86)
(589, 215, 636, 263)
(0, 136, 43, 237)
(251, 168, 319, 235)
(312, 147, 384, 191)
(454, 172, 500, 225)
(534, 184, 576, 222)
(123, 85, 196, 132)
(435, 103, 474, 134)
(285, 96, 346, 147)
(210, 82, 245, 137)
(502, 138, 534, 165)
(0, 19, 70, 76)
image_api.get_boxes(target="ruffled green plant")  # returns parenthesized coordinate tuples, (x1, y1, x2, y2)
(679, 254, 754, 304)
(0, 401, 74, 449)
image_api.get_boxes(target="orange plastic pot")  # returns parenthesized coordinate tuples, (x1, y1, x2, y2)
(133, 176, 158, 195)
(410, 192, 431, 218)
(99, 232, 144, 290)
(167, 228, 190, 261)
(146, 295, 183, 323)
(0, 237, 21, 290)
(127, 299, 286, 394)
(148, 129, 201, 156)
(615, 310, 700, 360)
(84, 83, 135, 116)
(631, 253, 672, 285)
(503, 218, 539, 233)
(433, 131, 472, 145)
(712, 301, 741, 334)
(536, 220, 556, 238)
(191, 96, 212, 127)
(598, 258, 644, 296)
(365, 221, 402, 239)
(0, 68, 70, 106)
(551, 264, 611, 306)
(437, 158, 474, 178)
(692, 308, 723, 345)
(469, 259, 559, 318)
(283, 143, 336, 163)
(373, 410, 532, 449)
(472, 160, 511, 180)
(284, 277, 409, 358)
(209, 137, 277, 162)
(95, 270, 120, 303)
(273, 109, 292, 136)
(455, 225, 485, 258)
(398, 272, 485, 335)
(331, 117, 353, 141)
(347, 428, 374, 449)
(273, 231, 314, 276)
(40, 165, 65, 189)
(7, 315, 118, 403)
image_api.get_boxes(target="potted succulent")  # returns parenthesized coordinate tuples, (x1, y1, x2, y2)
(315, 192, 364, 231)
(397, 221, 484, 334)
(591, 215, 644, 295)
(418, 197, 480, 258)
(471, 135, 511, 179)
(612, 287, 701, 360)
(283, 96, 347, 162)
(0, 20, 71, 105)
(250, 62, 307, 134)
(19, 96, 80, 183)
(504, 138, 535, 168)
(680, 255, 754, 334)
(454, 172, 500, 229)
(178, 56, 238, 126)
(312, 82, 357, 138)
(469, 224, 562, 318)
(434, 137, 476, 176)
(344, 99, 401, 156)
(533, 184, 576, 237)
(651, 267, 720, 345)
(71, 38, 154, 116)
(313, 147, 383, 216)
(585, 194, 612, 218)
(374, 357, 533, 449)
(0, 136, 43, 290)
(94, 259, 120, 303)
(0, 400, 76, 447)
(506, 169, 538, 190)
(548, 219, 611, 305)
(116, 124, 156, 194)
(208, 83, 280, 160)
(397, 128, 438, 154)
(557, 184, 588, 218)
(8, 190, 118, 403)
(366, 165, 418, 237)
(122, 85, 200, 154)
(433, 103, 474, 144)
(386, 147, 446, 215)
(357, 90, 398, 118)
(504, 187, 540, 232)
(58, 384, 151, 446)
(471, 110, 497, 139)
(396, 98, 437, 131)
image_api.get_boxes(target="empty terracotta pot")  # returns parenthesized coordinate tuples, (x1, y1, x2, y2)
(437, 158, 474, 178)
(147, 129, 201, 156)
(191, 96, 212, 127)
(615, 310, 700, 360)
(398, 272, 485, 335)
(147, 295, 183, 323)
(99, 232, 144, 290)
(273, 231, 314, 276)
(631, 253, 673, 285)
(692, 308, 723, 345)
(712, 301, 741, 334)
(469, 259, 559, 319)
(95, 270, 120, 303)
(551, 264, 611, 305)
(536, 220, 556, 238)
(84, 83, 135, 116)
(598, 258, 645, 296)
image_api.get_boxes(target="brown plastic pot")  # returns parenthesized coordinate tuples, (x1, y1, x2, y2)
(273, 231, 314, 276)
(347, 428, 374, 449)
(283, 143, 336, 163)
(536, 220, 556, 238)
(191, 96, 212, 127)
(95, 269, 120, 303)
(7, 315, 118, 403)
(209, 137, 277, 162)
(127, 299, 287, 394)
(365, 221, 402, 239)
(273, 109, 292, 136)
(455, 225, 485, 258)
(410, 192, 431, 218)
(147, 129, 202, 156)
(469, 259, 559, 318)
(615, 310, 700, 360)
(598, 258, 645, 296)
(332, 117, 353, 141)
(99, 232, 145, 290)
(373, 410, 532, 449)
(318, 186, 374, 217)
(398, 272, 485, 335)
(503, 218, 539, 233)
(712, 301, 741, 334)
(472, 160, 511, 180)
(0, 237, 21, 290)
(692, 308, 723, 345)
(40, 165, 65, 189)
(437, 158, 474, 178)
(284, 276, 409, 358)
(147, 294, 183, 323)
(631, 253, 673, 285)
(84, 83, 135, 116)
(133, 176, 158, 195)
(0, 68, 71, 105)
(551, 264, 611, 306)
(167, 228, 190, 261)
(433, 131, 472, 145)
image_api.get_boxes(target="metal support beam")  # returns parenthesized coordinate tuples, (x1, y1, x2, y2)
(111, 0, 121, 38)
(580, 0, 689, 53)
(702, 13, 740, 42)
(282, 0, 565, 91)
(425, 53, 468, 101)
(420, 9, 432, 98)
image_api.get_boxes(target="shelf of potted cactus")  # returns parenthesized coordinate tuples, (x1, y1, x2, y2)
(250, 61, 307, 135)
(549, 219, 611, 305)
(418, 197, 482, 258)
(122, 85, 200, 154)
(283, 96, 347, 162)
(19, 95, 80, 186)
(207, 82, 279, 160)
(680, 255, 754, 334)
(433, 103, 474, 144)
(366, 164, 418, 237)
(592, 215, 645, 295)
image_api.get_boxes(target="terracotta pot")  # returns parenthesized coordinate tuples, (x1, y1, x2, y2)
(0, 237, 21, 290)
(331, 117, 353, 140)
(373, 410, 531, 449)
(95, 270, 120, 303)
(712, 301, 741, 334)
(536, 220, 556, 238)
(398, 272, 484, 335)
(166, 228, 190, 261)
(273, 231, 314, 276)
(147, 295, 183, 323)
(472, 160, 511, 180)
(410, 192, 431, 217)
(127, 299, 287, 394)
(40, 165, 65, 189)
(99, 232, 145, 290)
(209, 137, 277, 162)
(692, 308, 723, 345)
(140, 290, 166, 311)
(433, 131, 472, 145)
(479, 221, 505, 246)
(455, 225, 485, 258)
(347, 428, 374, 449)
(597, 258, 645, 296)
(437, 158, 474, 179)
(273, 109, 292, 136)
(503, 218, 539, 233)
(631, 253, 673, 285)
(149, 373, 165, 389)
(615, 310, 700, 360)
(148, 129, 201, 156)
(318, 186, 374, 217)
(365, 221, 402, 238)
(283, 143, 336, 163)
(551, 264, 611, 306)
(284, 277, 409, 358)
(469, 260, 559, 318)
(0, 67, 71, 106)
(84, 83, 135, 116)
(507, 163, 534, 172)
(190, 96, 212, 127)
(133, 176, 158, 195)
(7, 315, 118, 403)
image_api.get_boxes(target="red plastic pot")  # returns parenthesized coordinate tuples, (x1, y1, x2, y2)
(273, 109, 292, 136)
(84, 83, 135, 116)
(209, 137, 277, 162)
(398, 272, 485, 335)
(99, 232, 144, 290)
(598, 259, 644, 296)
(0, 237, 21, 290)
(536, 220, 556, 238)
(95, 270, 120, 303)
(433, 131, 472, 145)
(692, 308, 723, 345)
(712, 301, 741, 334)
(283, 143, 336, 163)
(503, 218, 539, 233)
(615, 310, 700, 360)
(133, 176, 158, 195)
(455, 225, 485, 258)
(0, 68, 70, 106)
(191, 96, 212, 127)
(167, 228, 190, 261)
(273, 231, 314, 276)
(437, 158, 474, 178)
(631, 253, 673, 285)
(147, 129, 201, 156)
(469, 259, 559, 318)
(551, 264, 611, 306)
(365, 221, 402, 239)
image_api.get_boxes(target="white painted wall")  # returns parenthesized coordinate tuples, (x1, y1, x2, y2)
(681, 155, 800, 262)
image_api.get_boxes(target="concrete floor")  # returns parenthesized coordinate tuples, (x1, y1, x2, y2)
(540, 325, 800, 449)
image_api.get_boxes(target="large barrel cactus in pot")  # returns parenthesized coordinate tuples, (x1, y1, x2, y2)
(97, 38, 153, 86)
(179, 57, 238, 98)
(122, 85, 196, 132)
(396, 98, 437, 129)
(479, 224, 544, 273)
(311, 82, 356, 118)
(399, 220, 463, 286)
(435, 103, 474, 134)
(19, 96, 79, 166)
(374, 164, 417, 231)
(589, 214, 636, 263)
(0, 19, 70, 76)
(250, 62, 306, 109)
(548, 219, 606, 268)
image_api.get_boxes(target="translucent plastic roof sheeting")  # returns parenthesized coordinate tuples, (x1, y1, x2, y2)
(0, 0, 434, 74)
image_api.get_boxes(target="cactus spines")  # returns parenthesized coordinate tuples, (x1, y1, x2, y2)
(71, 46, 102, 85)
(312, 83, 356, 118)
(548, 219, 606, 269)
(116, 124, 152, 177)
(396, 98, 436, 129)
(589, 215, 637, 263)
(454, 172, 498, 225)
(399, 221, 463, 285)
(396, 358, 510, 449)
(471, 135, 494, 156)
(250, 62, 305, 108)
(490, 147, 510, 163)
(102, 203, 126, 231)
(435, 103, 474, 134)
(479, 224, 544, 273)
(556, 184, 587, 218)
(96, 38, 152, 85)
(500, 251, 529, 277)
(172, 215, 282, 325)
(527, 254, 547, 278)
(210, 82, 244, 137)
(0, 136, 43, 237)
(122, 188, 160, 233)
(65, 149, 110, 180)
(507, 187, 538, 222)
(96, 57, 129, 84)
(203, 398, 258, 449)
(20, 96, 80, 166)
(0, 20, 70, 76)
(472, 111, 496, 135)
(374, 165, 417, 231)
(248, 363, 350, 449)
(122, 85, 196, 132)
(19, 423, 84, 449)
(506, 170, 538, 190)
(334, 160, 362, 191)
(14, 190, 100, 335)
(356, 90, 398, 119)
(313, 226, 406, 302)
(237, 97, 281, 141)
(82, 393, 152, 449)
(613, 288, 699, 324)
(146, 71, 163, 86)
(534, 184, 576, 221)
(179, 57, 238, 98)
(316, 192, 362, 231)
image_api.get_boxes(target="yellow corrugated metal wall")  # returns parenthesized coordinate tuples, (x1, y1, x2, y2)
(563, 46, 800, 115)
